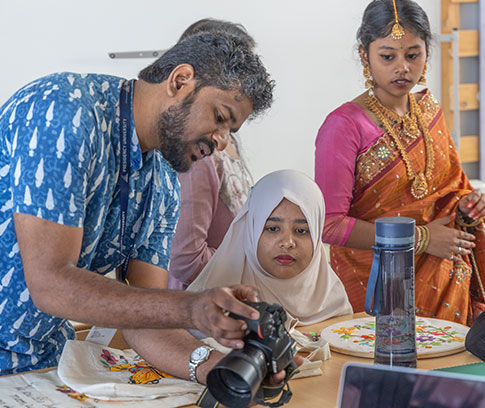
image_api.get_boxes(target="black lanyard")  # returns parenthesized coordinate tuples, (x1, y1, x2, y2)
(118, 80, 133, 282)
(117, 80, 153, 283)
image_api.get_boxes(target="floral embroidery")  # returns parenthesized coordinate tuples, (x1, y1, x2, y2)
(332, 327, 358, 336)
(454, 260, 472, 283)
(376, 145, 391, 160)
(330, 319, 465, 350)
(100, 349, 173, 384)
(100, 349, 118, 365)
(354, 91, 440, 194)
(416, 334, 435, 342)
(56, 385, 97, 402)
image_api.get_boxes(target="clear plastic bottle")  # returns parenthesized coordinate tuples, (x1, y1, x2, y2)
(366, 217, 417, 368)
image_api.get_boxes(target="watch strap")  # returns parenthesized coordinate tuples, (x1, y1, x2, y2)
(189, 346, 214, 383)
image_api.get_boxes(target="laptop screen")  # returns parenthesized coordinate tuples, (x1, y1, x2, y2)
(338, 362, 485, 408)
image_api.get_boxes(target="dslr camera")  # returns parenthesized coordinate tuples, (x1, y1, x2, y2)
(206, 301, 297, 408)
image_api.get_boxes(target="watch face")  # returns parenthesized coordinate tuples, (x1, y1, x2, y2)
(192, 346, 208, 361)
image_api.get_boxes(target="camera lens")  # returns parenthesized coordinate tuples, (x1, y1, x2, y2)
(220, 370, 249, 392)
(207, 346, 267, 408)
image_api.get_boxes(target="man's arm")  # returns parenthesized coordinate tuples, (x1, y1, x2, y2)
(123, 258, 244, 383)
(14, 212, 259, 347)
(122, 260, 297, 385)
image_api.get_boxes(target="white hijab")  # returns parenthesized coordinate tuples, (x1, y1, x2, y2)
(188, 169, 352, 325)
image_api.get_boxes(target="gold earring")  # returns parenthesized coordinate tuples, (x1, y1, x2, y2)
(419, 64, 427, 85)
(363, 64, 374, 95)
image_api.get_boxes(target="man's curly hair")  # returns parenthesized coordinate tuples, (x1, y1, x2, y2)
(139, 32, 274, 119)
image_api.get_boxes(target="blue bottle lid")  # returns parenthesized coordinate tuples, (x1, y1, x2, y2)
(375, 217, 415, 246)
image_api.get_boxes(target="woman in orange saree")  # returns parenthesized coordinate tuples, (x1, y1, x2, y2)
(315, 0, 485, 326)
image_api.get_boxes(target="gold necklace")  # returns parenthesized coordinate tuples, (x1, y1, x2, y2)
(377, 100, 420, 139)
(365, 92, 435, 199)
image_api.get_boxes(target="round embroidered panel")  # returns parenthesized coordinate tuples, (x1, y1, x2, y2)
(321, 317, 469, 359)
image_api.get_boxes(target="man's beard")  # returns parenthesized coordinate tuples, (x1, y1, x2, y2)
(156, 95, 215, 173)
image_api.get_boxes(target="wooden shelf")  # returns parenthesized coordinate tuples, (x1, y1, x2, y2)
(442, 0, 481, 177)
(459, 30, 479, 57)
(449, 83, 479, 111)
(460, 135, 480, 163)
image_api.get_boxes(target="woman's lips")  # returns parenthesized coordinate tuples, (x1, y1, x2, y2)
(275, 255, 295, 265)
(392, 79, 411, 87)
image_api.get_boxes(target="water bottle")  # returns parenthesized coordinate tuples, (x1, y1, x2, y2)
(365, 217, 417, 368)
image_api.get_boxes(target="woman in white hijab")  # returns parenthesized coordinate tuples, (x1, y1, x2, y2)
(188, 169, 352, 325)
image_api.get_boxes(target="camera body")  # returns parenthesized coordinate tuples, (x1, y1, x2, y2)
(234, 301, 296, 374)
(206, 301, 297, 408)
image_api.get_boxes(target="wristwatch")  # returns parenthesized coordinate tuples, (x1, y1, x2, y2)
(189, 345, 214, 383)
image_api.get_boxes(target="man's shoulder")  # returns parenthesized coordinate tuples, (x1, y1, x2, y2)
(2, 73, 126, 113)
(148, 150, 180, 197)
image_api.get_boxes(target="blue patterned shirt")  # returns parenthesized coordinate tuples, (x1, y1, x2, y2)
(0, 73, 180, 375)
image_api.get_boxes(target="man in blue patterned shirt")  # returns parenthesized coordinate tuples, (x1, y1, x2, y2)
(0, 32, 274, 377)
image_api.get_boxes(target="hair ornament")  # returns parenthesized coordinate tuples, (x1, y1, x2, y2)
(391, 0, 405, 39)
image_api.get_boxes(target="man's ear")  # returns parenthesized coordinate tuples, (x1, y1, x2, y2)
(166, 64, 196, 98)
(358, 45, 368, 67)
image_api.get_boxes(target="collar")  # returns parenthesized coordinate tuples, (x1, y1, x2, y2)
(125, 79, 143, 172)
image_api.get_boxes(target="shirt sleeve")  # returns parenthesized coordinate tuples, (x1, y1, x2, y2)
(9, 91, 92, 228)
(315, 111, 361, 246)
(168, 157, 220, 287)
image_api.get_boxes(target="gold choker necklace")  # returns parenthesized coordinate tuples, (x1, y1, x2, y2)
(377, 99, 420, 139)
(365, 92, 434, 199)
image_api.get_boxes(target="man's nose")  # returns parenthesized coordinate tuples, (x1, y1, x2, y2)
(212, 129, 229, 151)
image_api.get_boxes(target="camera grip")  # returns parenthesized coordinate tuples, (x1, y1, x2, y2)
(229, 311, 263, 337)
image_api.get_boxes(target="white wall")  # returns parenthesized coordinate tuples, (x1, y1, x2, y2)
(0, 0, 441, 181)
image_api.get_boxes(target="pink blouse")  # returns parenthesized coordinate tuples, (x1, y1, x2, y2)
(168, 156, 233, 289)
(168, 151, 251, 290)
(315, 102, 383, 246)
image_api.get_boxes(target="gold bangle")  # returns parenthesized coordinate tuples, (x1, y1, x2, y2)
(421, 225, 430, 253)
(415, 226, 423, 254)
(416, 226, 430, 255)
(415, 226, 422, 251)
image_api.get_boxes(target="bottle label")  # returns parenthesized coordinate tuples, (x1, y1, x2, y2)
(375, 314, 416, 356)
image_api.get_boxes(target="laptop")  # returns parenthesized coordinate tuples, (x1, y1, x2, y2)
(337, 362, 485, 408)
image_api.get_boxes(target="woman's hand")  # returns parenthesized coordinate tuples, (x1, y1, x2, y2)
(425, 214, 475, 261)
(458, 189, 485, 220)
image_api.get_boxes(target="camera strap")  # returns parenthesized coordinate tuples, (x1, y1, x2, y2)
(195, 362, 299, 408)
(195, 388, 220, 408)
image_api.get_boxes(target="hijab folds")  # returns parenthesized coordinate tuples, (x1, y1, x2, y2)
(188, 169, 352, 325)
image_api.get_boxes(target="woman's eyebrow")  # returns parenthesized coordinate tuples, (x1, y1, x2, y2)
(378, 44, 422, 51)
(266, 217, 308, 224)
(267, 217, 282, 222)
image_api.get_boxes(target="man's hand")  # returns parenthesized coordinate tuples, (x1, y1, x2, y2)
(189, 285, 260, 348)
(266, 355, 304, 385)
(246, 356, 304, 407)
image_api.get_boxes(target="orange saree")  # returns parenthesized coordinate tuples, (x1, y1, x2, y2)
(329, 91, 485, 326)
